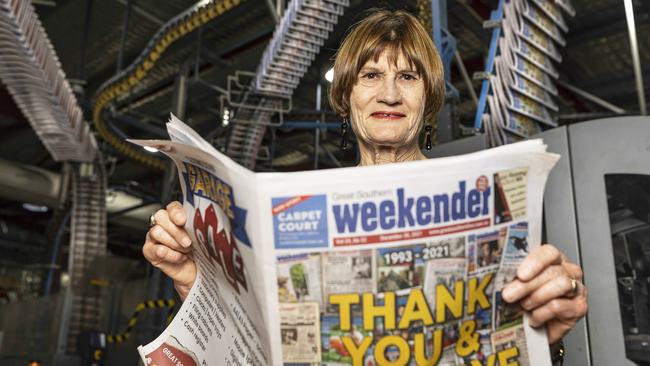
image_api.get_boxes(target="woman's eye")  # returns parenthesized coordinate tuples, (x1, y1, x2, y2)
(401, 74, 417, 81)
(364, 73, 377, 79)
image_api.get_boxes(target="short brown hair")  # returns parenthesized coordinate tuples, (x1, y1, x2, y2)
(328, 9, 445, 124)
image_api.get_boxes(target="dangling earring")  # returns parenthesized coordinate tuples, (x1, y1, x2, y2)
(341, 117, 349, 150)
(425, 125, 432, 150)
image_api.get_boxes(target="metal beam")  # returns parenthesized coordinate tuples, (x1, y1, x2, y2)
(77, 0, 94, 80)
(265, 0, 280, 23)
(276, 0, 285, 18)
(556, 80, 626, 114)
(31, 0, 56, 6)
(116, 0, 132, 73)
(454, 51, 478, 106)
(115, 0, 164, 26)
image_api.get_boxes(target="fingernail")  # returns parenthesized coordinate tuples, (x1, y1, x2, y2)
(175, 214, 184, 222)
(502, 286, 514, 302)
(182, 237, 192, 247)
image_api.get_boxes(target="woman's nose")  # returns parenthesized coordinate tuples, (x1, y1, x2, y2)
(376, 78, 401, 105)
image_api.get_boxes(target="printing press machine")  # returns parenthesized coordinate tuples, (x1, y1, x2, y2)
(426, 116, 650, 366)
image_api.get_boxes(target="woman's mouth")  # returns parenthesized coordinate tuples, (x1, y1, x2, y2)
(370, 111, 406, 120)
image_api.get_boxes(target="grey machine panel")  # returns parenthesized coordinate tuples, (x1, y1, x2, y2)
(567, 116, 650, 366)
(536, 126, 590, 366)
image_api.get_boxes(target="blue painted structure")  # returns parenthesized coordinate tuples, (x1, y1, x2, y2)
(473, 0, 506, 130)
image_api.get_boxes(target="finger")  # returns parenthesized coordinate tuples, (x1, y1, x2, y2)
(153, 210, 192, 249)
(143, 241, 188, 266)
(503, 264, 566, 303)
(517, 244, 563, 281)
(520, 275, 575, 311)
(528, 296, 588, 328)
(562, 261, 583, 281)
(149, 223, 191, 254)
(166, 201, 187, 226)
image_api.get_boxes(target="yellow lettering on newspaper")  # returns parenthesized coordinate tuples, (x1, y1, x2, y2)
(343, 332, 444, 366)
(435, 280, 464, 323)
(467, 272, 494, 315)
(374, 336, 409, 365)
(342, 336, 372, 365)
(414, 331, 443, 365)
(363, 292, 395, 330)
(332, 273, 493, 330)
(498, 346, 520, 366)
(456, 319, 480, 357)
(329, 294, 360, 331)
(397, 289, 433, 329)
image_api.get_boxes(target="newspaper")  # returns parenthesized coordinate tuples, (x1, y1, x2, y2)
(134, 115, 559, 366)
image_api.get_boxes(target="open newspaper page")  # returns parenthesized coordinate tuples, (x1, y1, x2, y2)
(256, 141, 558, 366)
(133, 116, 273, 365)
(133, 115, 558, 366)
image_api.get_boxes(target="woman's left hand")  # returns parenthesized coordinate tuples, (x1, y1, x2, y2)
(502, 244, 588, 344)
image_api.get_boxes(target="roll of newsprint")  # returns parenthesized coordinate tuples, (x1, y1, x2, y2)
(133, 114, 559, 366)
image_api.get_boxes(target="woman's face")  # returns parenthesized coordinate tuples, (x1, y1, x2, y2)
(349, 49, 426, 148)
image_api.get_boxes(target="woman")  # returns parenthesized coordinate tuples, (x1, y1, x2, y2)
(143, 9, 587, 361)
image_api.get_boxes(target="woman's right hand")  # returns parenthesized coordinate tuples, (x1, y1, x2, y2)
(142, 201, 197, 300)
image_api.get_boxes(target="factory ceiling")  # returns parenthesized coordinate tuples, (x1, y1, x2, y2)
(0, 0, 648, 262)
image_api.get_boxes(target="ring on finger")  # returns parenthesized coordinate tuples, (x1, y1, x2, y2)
(569, 277, 579, 296)
(150, 213, 157, 227)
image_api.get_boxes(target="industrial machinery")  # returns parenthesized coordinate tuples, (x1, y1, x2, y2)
(426, 116, 650, 366)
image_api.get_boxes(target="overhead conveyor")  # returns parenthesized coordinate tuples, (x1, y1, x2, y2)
(92, 0, 245, 171)
(0, 0, 97, 162)
(226, 0, 350, 170)
(473, 0, 576, 146)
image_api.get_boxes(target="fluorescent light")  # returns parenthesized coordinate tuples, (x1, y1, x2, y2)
(22, 203, 48, 213)
(143, 146, 158, 153)
(624, 0, 647, 115)
(325, 68, 334, 83)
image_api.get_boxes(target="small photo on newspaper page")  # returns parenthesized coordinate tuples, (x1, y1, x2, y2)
(321, 250, 375, 313)
(475, 227, 508, 271)
(276, 253, 323, 306)
(279, 302, 321, 363)
(320, 315, 369, 365)
(376, 244, 425, 293)
(493, 222, 530, 330)
(494, 167, 529, 224)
